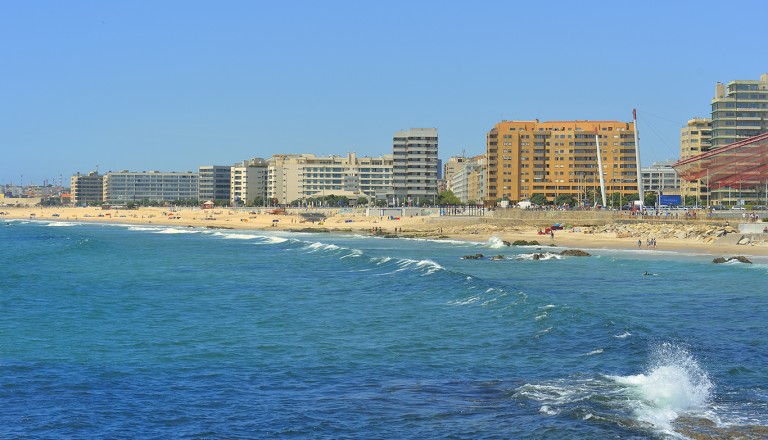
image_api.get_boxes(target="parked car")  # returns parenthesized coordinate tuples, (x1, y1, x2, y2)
(752, 205, 766, 210)
(731, 206, 746, 210)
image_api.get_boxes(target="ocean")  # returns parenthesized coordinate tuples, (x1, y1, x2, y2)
(1, 220, 767, 439)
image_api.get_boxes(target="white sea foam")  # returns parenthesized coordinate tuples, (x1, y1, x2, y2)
(486, 236, 506, 249)
(128, 226, 161, 232)
(304, 242, 341, 252)
(515, 252, 562, 261)
(608, 342, 713, 431)
(585, 349, 604, 356)
(45, 222, 78, 227)
(259, 236, 289, 244)
(539, 405, 559, 416)
(153, 227, 199, 234)
(614, 331, 632, 339)
(447, 295, 481, 306)
(340, 249, 363, 259)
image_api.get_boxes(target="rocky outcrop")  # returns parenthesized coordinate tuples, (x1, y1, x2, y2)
(713, 256, 753, 264)
(490, 255, 505, 261)
(560, 249, 591, 257)
(511, 240, 540, 246)
(462, 254, 484, 260)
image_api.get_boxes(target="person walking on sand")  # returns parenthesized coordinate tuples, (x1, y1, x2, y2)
(638, 239, 642, 248)
(550, 230, 554, 239)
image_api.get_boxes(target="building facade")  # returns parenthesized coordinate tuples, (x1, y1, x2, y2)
(679, 118, 712, 204)
(449, 155, 486, 204)
(442, 156, 466, 193)
(231, 158, 268, 206)
(267, 153, 393, 205)
(70, 172, 104, 206)
(641, 161, 680, 196)
(711, 73, 768, 149)
(485, 120, 638, 206)
(392, 128, 438, 206)
(103, 171, 198, 204)
(198, 165, 232, 203)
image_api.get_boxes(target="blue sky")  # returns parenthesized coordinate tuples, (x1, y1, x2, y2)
(2, 0, 766, 185)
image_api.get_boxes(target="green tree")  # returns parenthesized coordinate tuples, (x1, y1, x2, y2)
(437, 190, 461, 205)
(356, 196, 369, 206)
(644, 191, 657, 207)
(529, 193, 548, 206)
(555, 194, 576, 207)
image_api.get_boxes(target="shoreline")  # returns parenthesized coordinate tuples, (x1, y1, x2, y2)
(3, 206, 768, 257)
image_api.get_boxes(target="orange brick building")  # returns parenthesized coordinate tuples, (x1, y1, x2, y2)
(485, 120, 639, 206)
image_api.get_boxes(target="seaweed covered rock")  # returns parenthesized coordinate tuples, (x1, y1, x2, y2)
(462, 254, 484, 260)
(560, 249, 591, 257)
(511, 240, 540, 246)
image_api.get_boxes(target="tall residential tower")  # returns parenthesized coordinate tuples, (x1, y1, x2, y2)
(711, 73, 768, 148)
(392, 128, 438, 206)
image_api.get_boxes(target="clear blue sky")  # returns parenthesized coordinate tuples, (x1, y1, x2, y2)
(2, 0, 766, 185)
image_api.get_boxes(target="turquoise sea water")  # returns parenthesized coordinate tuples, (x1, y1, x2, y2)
(1, 220, 767, 438)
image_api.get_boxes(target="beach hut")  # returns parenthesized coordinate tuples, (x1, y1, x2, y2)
(201, 200, 215, 209)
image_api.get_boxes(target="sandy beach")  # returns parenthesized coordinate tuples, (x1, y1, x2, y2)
(3, 206, 768, 257)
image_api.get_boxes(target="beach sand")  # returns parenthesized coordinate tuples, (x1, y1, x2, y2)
(3, 206, 767, 257)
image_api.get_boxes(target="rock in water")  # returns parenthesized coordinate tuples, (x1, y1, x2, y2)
(713, 256, 753, 264)
(560, 249, 591, 257)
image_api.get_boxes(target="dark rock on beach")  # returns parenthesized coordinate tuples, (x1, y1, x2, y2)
(502, 240, 511, 246)
(490, 255, 505, 261)
(560, 249, 591, 257)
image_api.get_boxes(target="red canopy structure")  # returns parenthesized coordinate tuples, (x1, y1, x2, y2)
(672, 133, 768, 189)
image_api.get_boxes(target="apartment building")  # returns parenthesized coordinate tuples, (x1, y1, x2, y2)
(449, 155, 486, 204)
(442, 156, 466, 193)
(679, 118, 712, 203)
(392, 128, 438, 205)
(103, 171, 198, 204)
(70, 171, 104, 206)
(711, 73, 768, 149)
(641, 160, 680, 195)
(231, 158, 268, 206)
(198, 165, 232, 203)
(267, 153, 393, 205)
(485, 120, 638, 206)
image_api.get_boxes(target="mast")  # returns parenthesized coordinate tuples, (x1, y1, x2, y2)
(594, 126, 607, 207)
(633, 109, 644, 207)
